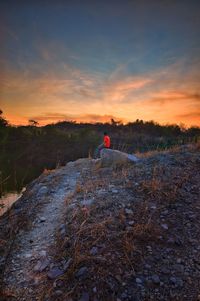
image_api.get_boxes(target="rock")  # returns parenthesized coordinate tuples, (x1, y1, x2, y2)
(81, 199, 94, 206)
(170, 276, 177, 284)
(167, 237, 175, 244)
(38, 186, 48, 195)
(59, 223, 67, 236)
(53, 279, 64, 288)
(47, 267, 64, 279)
(161, 223, 168, 230)
(152, 275, 160, 284)
(63, 258, 73, 271)
(146, 245, 152, 252)
(111, 189, 119, 194)
(34, 258, 49, 272)
(55, 290, 63, 296)
(24, 253, 32, 258)
(96, 148, 139, 168)
(136, 277, 143, 284)
(125, 208, 133, 215)
(76, 266, 88, 278)
(79, 292, 89, 301)
(93, 286, 97, 293)
(39, 250, 47, 257)
(90, 246, 98, 255)
(68, 203, 77, 210)
(40, 217, 46, 222)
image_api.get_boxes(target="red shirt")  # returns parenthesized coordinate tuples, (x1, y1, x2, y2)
(104, 135, 110, 148)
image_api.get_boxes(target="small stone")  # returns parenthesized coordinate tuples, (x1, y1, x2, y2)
(47, 267, 64, 279)
(76, 266, 88, 278)
(136, 277, 143, 284)
(24, 253, 32, 258)
(55, 290, 63, 296)
(53, 279, 64, 288)
(63, 258, 73, 271)
(146, 245, 152, 252)
(90, 247, 98, 255)
(161, 223, 168, 230)
(40, 217, 46, 222)
(38, 186, 48, 194)
(93, 286, 97, 293)
(152, 275, 160, 284)
(167, 237, 175, 244)
(39, 250, 47, 257)
(128, 221, 135, 226)
(170, 276, 177, 284)
(40, 259, 49, 272)
(81, 199, 94, 206)
(111, 189, 118, 193)
(125, 208, 133, 215)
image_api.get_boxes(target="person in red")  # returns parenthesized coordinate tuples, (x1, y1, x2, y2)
(94, 132, 111, 158)
(103, 132, 111, 148)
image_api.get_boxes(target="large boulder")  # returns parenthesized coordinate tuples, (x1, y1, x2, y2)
(95, 148, 139, 168)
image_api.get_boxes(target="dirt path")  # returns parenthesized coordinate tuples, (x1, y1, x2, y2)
(2, 163, 81, 300)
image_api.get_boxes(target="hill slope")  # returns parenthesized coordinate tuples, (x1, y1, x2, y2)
(0, 144, 200, 301)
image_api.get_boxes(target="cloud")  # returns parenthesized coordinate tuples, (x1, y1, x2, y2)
(176, 112, 200, 119)
(103, 77, 152, 103)
(1, 55, 200, 127)
(145, 91, 200, 105)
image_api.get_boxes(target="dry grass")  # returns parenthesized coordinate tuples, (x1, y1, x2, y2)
(3, 144, 199, 300)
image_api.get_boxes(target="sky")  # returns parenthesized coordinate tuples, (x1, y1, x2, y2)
(0, 0, 200, 127)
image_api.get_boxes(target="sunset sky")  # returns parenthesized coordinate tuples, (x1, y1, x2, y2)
(0, 0, 200, 126)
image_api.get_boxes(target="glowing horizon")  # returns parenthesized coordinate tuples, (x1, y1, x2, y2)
(1, 1, 200, 127)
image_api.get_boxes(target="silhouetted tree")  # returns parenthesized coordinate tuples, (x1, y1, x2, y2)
(28, 119, 39, 126)
(0, 110, 8, 127)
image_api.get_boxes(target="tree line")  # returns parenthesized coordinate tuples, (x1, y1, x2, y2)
(0, 110, 199, 195)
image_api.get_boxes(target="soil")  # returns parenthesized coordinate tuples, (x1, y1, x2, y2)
(0, 144, 200, 301)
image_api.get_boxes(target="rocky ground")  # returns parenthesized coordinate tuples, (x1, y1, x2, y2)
(0, 144, 200, 301)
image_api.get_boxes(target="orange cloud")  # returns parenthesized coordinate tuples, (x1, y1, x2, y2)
(104, 77, 151, 102)
(145, 91, 200, 105)
(1, 57, 200, 127)
(176, 112, 200, 119)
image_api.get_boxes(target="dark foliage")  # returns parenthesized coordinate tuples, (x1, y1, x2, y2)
(0, 111, 199, 195)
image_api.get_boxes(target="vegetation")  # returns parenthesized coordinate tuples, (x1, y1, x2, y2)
(0, 110, 200, 196)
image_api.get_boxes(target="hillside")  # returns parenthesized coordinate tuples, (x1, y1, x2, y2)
(0, 144, 200, 301)
(1, 116, 199, 196)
